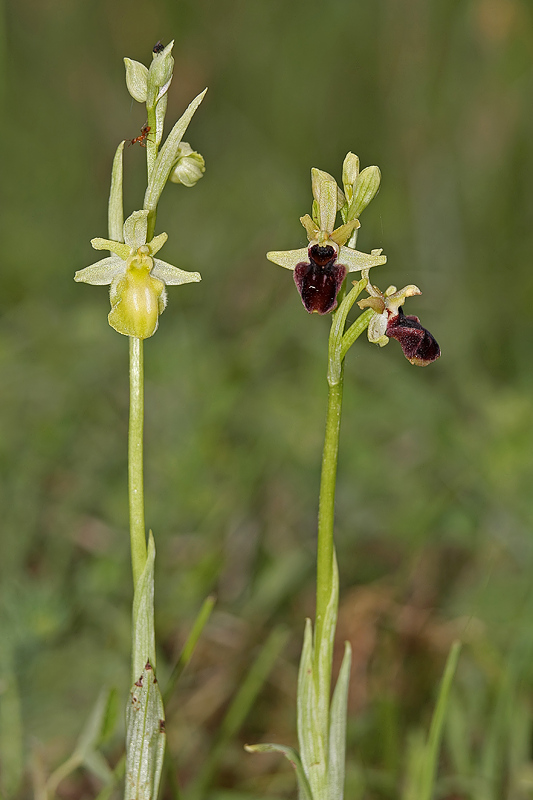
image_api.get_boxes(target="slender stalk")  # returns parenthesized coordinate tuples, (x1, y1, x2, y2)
(314, 367, 344, 673)
(128, 336, 147, 587)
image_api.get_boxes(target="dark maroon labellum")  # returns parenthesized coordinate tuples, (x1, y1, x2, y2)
(293, 244, 347, 314)
(386, 307, 440, 366)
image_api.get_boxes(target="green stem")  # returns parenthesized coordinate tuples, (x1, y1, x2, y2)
(128, 336, 147, 587)
(314, 369, 344, 673)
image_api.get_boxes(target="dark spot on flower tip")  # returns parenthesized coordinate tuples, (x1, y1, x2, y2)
(386, 307, 440, 366)
(294, 245, 347, 314)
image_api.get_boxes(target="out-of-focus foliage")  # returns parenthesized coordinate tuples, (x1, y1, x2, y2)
(2, 0, 533, 797)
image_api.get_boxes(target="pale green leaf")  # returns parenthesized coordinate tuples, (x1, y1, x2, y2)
(144, 89, 207, 213)
(297, 619, 326, 799)
(316, 553, 339, 745)
(327, 642, 352, 800)
(131, 532, 156, 682)
(124, 662, 165, 800)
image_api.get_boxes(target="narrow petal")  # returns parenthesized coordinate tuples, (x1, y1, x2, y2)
(74, 256, 124, 285)
(148, 232, 168, 256)
(123, 210, 149, 249)
(338, 245, 387, 272)
(151, 259, 201, 285)
(329, 219, 359, 247)
(266, 248, 309, 270)
(91, 238, 130, 259)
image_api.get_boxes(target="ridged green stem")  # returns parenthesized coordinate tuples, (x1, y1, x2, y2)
(314, 369, 343, 675)
(128, 336, 147, 587)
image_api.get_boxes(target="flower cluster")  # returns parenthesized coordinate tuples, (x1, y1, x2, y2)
(267, 153, 440, 366)
(267, 156, 385, 314)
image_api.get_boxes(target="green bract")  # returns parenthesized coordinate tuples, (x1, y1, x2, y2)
(74, 210, 201, 339)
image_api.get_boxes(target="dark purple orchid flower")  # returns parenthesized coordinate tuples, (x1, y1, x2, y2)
(386, 307, 440, 366)
(293, 245, 347, 314)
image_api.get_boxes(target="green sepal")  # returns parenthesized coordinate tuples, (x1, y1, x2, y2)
(338, 245, 386, 272)
(108, 141, 125, 243)
(152, 259, 201, 285)
(245, 744, 313, 800)
(144, 88, 207, 214)
(124, 58, 149, 103)
(297, 619, 326, 800)
(267, 247, 308, 270)
(327, 642, 352, 800)
(311, 168, 338, 233)
(124, 661, 166, 800)
(131, 532, 156, 682)
(74, 256, 124, 286)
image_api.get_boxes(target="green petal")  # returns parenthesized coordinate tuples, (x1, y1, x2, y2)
(151, 259, 201, 285)
(91, 238, 130, 259)
(123, 210, 149, 249)
(338, 245, 387, 272)
(74, 257, 124, 285)
(148, 232, 168, 256)
(266, 247, 308, 270)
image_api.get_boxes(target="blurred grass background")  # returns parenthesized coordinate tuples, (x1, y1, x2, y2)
(2, 0, 533, 797)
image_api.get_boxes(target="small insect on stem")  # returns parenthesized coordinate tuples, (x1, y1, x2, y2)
(153, 41, 165, 53)
(128, 125, 152, 148)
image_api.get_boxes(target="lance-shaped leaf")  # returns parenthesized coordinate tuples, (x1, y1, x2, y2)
(298, 619, 327, 799)
(245, 744, 313, 800)
(327, 642, 352, 800)
(144, 89, 207, 214)
(124, 662, 165, 800)
(131, 533, 157, 682)
(316, 553, 339, 747)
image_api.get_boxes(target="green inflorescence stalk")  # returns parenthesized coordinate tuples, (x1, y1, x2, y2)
(128, 336, 147, 588)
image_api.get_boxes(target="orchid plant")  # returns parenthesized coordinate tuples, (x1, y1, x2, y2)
(247, 155, 440, 800)
(73, 42, 207, 800)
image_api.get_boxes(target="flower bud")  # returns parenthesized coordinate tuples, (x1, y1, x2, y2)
(169, 142, 205, 187)
(347, 166, 381, 220)
(342, 152, 360, 202)
(146, 41, 174, 108)
(124, 58, 149, 103)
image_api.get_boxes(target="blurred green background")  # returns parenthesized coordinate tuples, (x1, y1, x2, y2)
(2, 0, 533, 797)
